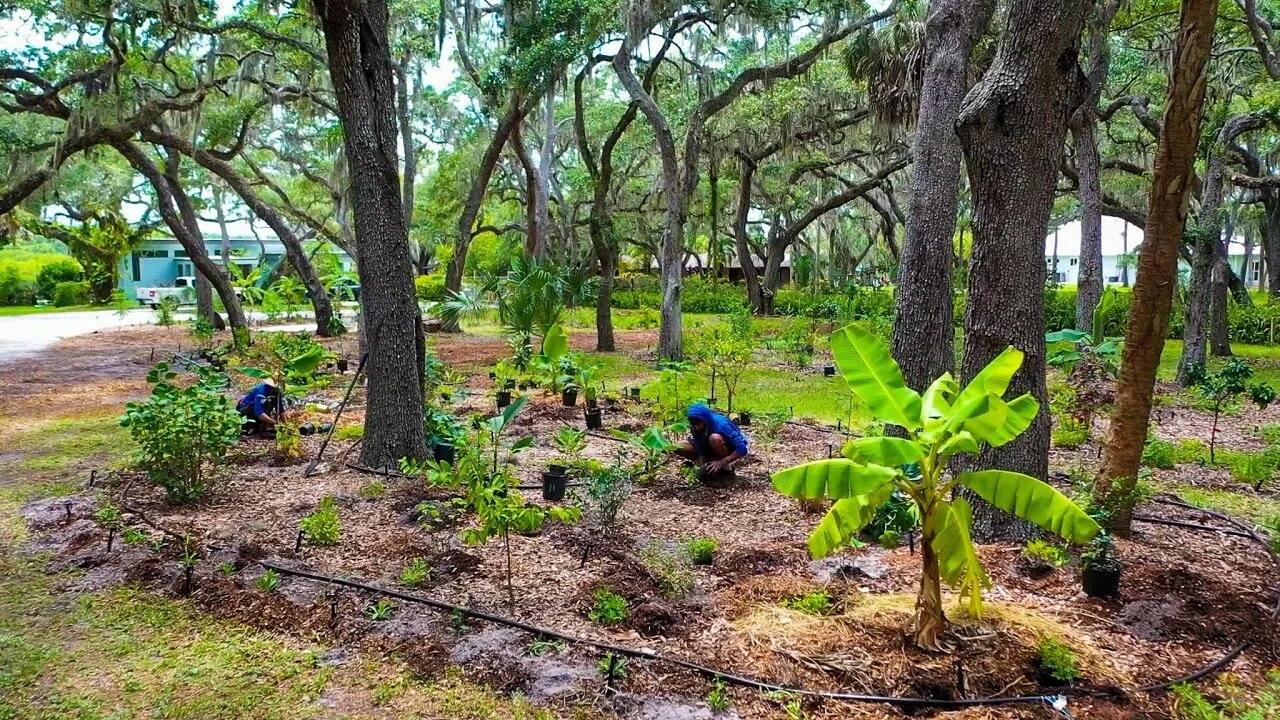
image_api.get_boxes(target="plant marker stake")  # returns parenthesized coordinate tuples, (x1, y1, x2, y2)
(183, 564, 193, 597)
(88, 469, 96, 488)
(789, 405, 794, 419)
(150, 347, 155, 362)
(605, 653, 618, 693)
(106, 527, 115, 552)
(329, 594, 339, 628)
(827, 444, 833, 458)
(65, 501, 73, 521)
(908, 531, 915, 555)
(295, 529, 304, 553)
(836, 418, 842, 431)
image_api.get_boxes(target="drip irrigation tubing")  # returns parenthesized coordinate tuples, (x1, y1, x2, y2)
(343, 462, 582, 492)
(255, 497, 1280, 711)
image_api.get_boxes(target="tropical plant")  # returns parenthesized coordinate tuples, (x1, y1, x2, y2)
(682, 537, 717, 565)
(1022, 539, 1069, 567)
(120, 363, 242, 503)
(781, 590, 833, 615)
(552, 427, 587, 463)
(1186, 359, 1276, 462)
(366, 598, 394, 621)
(770, 324, 1101, 649)
(1045, 287, 1123, 376)
(644, 360, 703, 424)
(701, 328, 753, 412)
(256, 569, 281, 592)
(582, 457, 633, 535)
(611, 425, 681, 483)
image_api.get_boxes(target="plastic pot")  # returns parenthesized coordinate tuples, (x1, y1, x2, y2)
(585, 407, 603, 430)
(737, 411, 752, 426)
(562, 388, 579, 407)
(433, 442, 456, 464)
(1081, 566, 1121, 598)
(823, 364, 836, 376)
(541, 471, 568, 501)
(629, 387, 641, 398)
(497, 390, 512, 409)
(504, 379, 517, 390)
(299, 422, 317, 436)
(337, 358, 349, 373)
(586, 396, 598, 409)
(548, 463, 568, 476)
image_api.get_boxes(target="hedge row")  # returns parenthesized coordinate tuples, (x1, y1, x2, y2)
(609, 279, 1280, 346)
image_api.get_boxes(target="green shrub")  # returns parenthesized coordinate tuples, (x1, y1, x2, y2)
(35, 257, 83, 298)
(400, 557, 433, 587)
(782, 590, 833, 615)
(358, 481, 386, 499)
(587, 587, 629, 625)
(1223, 449, 1280, 490)
(1036, 637, 1083, 682)
(682, 537, 718, 565)
(415, 273, 447, 302)
(256, 569, 281, 592)
(1141, 437, 1177, 469)
(334, 424, 364, 440)
(1052, 415, 1090, 449)
(300, 497, 341, 546)
(120, 363, 243, 503)
(878, 529, 901, 549)
(52, 280, 91, 307)
(1021, 539, 1069, 567)
(706, 678, 730, 712)
(1175, 438, 1209, 464)
(640, 540, 695, 597)
(1254, 423, 1280, 446)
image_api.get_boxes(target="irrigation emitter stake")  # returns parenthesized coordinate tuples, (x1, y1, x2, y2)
(64, 501, 73, 521)
(88, 469, 96, 488)
(183, 564, 194, 597)
(295, 530, 304, 553)
(106, 527, 115, 552)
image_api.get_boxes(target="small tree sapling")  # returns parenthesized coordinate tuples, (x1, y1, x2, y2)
(1186, 359, 1276, 463)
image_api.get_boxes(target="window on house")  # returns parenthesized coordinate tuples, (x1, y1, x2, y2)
(1253, 260, 1262, 283)
(1070, 258, 1078, 266)
(137, 250, 169, 258)
(174, 250, 189, 258)
(1107, 276, 1119, 283)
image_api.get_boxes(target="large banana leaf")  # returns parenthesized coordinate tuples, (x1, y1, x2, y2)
(772, 459, 897, 500)
(953, 346, 1024, 410)
(980, 393, 1040, 447)
(937, 430, 980, 458)
(1045, 329, 1089, 344)
(960, 396, 1008, 442)
(807, 485, 894, 558)
(285, 346, 327, 377)
(932, 496, 990, 616)
(541, 324, 569, 361)
(831, 324, 921, 431)
(920, 373, 958, 427)
(842, 437, 924, 466)
(957, 470, 1101, 543)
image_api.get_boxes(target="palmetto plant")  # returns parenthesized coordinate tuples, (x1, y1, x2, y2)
(771, 324, 1100, 649)
(437, 256, 595, 342)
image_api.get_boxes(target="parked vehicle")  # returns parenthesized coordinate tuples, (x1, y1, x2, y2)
(135, 277, 243, 306)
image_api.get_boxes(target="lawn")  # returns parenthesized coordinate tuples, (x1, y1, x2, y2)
(0, 304, 97, 317)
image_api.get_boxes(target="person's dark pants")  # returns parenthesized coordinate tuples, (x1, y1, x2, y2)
(239, 407, 272, 436)
(681, 432, 736, 486)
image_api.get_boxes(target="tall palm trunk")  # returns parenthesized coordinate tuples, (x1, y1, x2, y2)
(1096, 0, 1220, 536)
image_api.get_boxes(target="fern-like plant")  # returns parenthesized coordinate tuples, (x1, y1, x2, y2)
(771, 324, 1100, 649)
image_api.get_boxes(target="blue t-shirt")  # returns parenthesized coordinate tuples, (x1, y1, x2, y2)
(237, 384, 277, 417)
(687, 403, 749, 457)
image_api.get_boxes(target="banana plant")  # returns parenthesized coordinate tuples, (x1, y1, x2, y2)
(771, 324, 1100, 650)
(1045, 287, 1122, 375)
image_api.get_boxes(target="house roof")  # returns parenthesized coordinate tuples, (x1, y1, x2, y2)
(1046, 217, 1252, 257)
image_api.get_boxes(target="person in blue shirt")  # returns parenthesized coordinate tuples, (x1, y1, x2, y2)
(675, 402, 749, 484)
(236, 380, 281, 435)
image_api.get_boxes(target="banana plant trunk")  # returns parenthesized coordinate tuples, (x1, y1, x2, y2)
(913, 522, 945, 651)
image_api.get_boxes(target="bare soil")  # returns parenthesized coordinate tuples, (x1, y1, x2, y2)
(5, 324, 1279, 720)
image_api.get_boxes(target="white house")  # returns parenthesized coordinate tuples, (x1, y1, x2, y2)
(1045, 216, 1263, 289)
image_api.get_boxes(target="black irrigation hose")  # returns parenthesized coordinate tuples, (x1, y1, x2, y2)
(258, 561, 1066, 711)
(306, 352, 369, 477)
(255, 498, 1280, 711)
(344, 463, 582, 492)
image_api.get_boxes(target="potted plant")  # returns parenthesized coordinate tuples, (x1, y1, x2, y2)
(823, 364, 836, 376)
(737, 410, 752, 426)
(561, 379, 580, 407)
(578, 364, 602, 409)
(584, 406, 603, 430)
(1080, 535, 1121, 598)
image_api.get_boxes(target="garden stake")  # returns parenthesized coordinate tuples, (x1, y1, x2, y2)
(329, 594, 340, 628)
(295, 529, 304, 552)
(827, 443, 833, 458)
(149, 347, 155, 361)
(64, 501, 72, 521)
(305, 352, 370, 477)
(578, 538, 595, 568)
(183, 564, 194, 597)
(908, 531, 915, 555)
(604, 653, 619, 693)
(88, 469, 96, 487)
(954, 659, 968, 698)
(106, 527, 115, 551)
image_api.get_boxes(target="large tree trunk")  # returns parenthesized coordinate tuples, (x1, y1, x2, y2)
(535, 88, 555, 261)
(1266, 194, 1280, 297)
(114, 141, 250, 344)
(1178, 113, 1266, 381)
(396, 55, 418, 231)
(733, 153, 767, 314)
(1074, 120, 1105, 330)
(162, 154, 226, 332)
(1096, 0, 1219, 535)
(955, 0, 1092, 543)
(614, 46, 684, 359)
(891, 0, 994, 392)
(1210, 240, 1233, 355)
(314, 0, 426, 467)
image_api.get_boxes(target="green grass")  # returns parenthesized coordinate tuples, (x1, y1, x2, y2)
(0, 304, 97, 317)
(1173, 486, 1280, 525)
(1, 413, 132, 475)
(1157, 340, 1280, 387)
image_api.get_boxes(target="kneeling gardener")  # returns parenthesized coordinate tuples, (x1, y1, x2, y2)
(675, 402, 748, 484)
(237, 379, 281, 435)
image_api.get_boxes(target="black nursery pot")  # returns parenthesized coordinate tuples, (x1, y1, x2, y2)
(1081, 566, 1121, 598)
(504, 379, 517, 390)
(584, 407, 603, 430)
(823, 364, 836, 376)
(497, 390, 512, 409)
(337, 358, 349, 373)
(562, 388, 579, 407)
(299, 422, 317, 436)
(542, 469, 568, 501)
(629, 387, 641, 398)
(433, 442, 456, 464)
(586, 396, 598, 409)
(737, 411, 752, 426)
